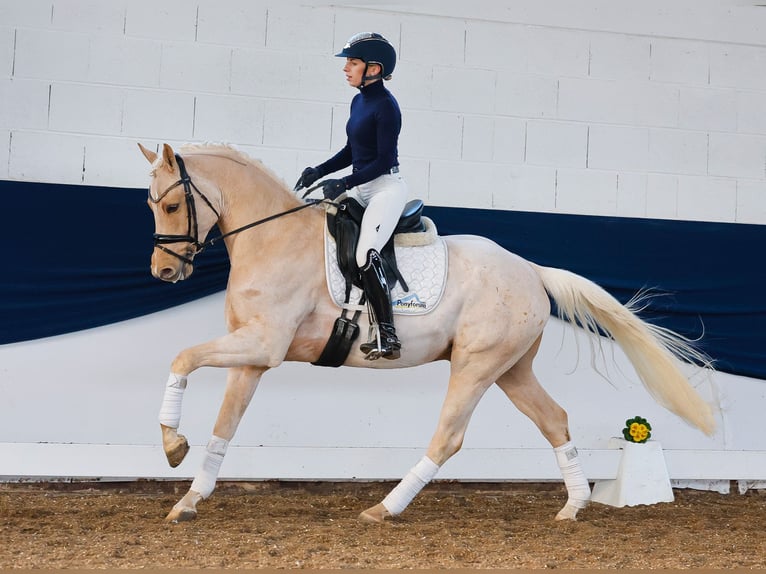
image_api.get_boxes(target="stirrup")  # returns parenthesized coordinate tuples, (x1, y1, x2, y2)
(360, 324, 401, 361)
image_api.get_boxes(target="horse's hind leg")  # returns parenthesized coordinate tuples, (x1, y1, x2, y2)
(165, 365, 263, 523)
(359, 361, 497, 523)
(494, 336, 590, 520)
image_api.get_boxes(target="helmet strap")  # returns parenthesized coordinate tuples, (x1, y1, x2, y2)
(359, 63, 383, 88)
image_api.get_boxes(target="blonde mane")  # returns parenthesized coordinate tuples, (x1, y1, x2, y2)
(179, 143, 290, 192)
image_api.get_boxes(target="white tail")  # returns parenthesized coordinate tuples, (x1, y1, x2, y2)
(533, 264, 716, 436)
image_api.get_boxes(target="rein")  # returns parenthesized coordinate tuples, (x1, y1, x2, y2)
(150, 154, 329, 265)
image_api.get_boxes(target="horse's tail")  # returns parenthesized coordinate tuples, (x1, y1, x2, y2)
(532, 263, 716, 436)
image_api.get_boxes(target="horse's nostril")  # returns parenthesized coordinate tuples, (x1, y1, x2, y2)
(160, 267, 177, 281)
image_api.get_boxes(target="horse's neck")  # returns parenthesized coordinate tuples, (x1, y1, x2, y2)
(218, 171, 323, 265)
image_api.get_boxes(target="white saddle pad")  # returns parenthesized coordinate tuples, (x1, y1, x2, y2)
(324, 217, 448, 316)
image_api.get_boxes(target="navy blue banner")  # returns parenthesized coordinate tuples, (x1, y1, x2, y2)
(2, 180, 763, 380)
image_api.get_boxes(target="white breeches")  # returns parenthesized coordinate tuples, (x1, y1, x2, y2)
(352, 172, 408, 267)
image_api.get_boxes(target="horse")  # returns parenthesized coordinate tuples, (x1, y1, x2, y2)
(138, 142, 715, 524)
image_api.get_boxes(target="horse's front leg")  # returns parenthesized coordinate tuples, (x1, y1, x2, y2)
(166, 365, 264, 523)
(157, 324, 290, 469)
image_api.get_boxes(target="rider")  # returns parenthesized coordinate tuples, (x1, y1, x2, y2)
(294, 32, 407, 361)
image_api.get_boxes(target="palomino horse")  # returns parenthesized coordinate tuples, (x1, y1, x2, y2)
(138, 142, 715, 523)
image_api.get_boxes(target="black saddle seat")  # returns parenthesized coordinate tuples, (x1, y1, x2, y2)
(340, 198, 425, 236)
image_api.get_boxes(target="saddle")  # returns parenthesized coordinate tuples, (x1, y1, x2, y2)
(326, 197, 426, 300)
(313, 196, 427, 368)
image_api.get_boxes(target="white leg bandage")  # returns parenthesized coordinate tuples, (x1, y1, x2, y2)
(554, 441, 591, 509)
(190, 435, 229, 499)
(382, 456, 440, 516)
(158, 373, 187, 428)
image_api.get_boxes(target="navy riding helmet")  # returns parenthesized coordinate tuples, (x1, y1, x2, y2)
(336, 32, 396, 81)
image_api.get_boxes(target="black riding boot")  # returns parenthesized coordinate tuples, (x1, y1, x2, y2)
(359, 249, 401, 360)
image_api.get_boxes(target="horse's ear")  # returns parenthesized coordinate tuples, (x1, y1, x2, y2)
(138, 142, 157, 164)
(162, 143, 176, 172)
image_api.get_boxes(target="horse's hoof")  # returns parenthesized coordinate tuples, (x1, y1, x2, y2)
(555, 502, 582, 521)
(358, 503, 391, 523)
(165, 506, 197, 523)
(165, 435, 190, 468)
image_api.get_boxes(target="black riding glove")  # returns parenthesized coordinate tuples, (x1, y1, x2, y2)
(293, 166, 322, 191)
(320, 179, 347, 200)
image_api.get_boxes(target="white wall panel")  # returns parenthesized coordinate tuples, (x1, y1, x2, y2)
(588, 125, 649, 172)
(82, 136, 149, 188)
(193, 94, 264, 145)
(678, 87, 738, 132)
(50, 0, 126, 34)
(196, 0, 268, 48)
(648, 128, 708, 176)
(465, 21, 526, 73)
(736, 180, 766, 224)
(262, 99, 331, 150)
(14, 28, 89, 82)
(615, 172, 648, 217)
(526, 28, 590, 78)
(677, 175, 737, 222)
(589, 35, 650, 81)
(559, 77, 679, 127)
(431, 66, 495, 115)
(0, 1, 52, 28)
(645, 173, 679, 219)
(0, 79, 49, 130)
(428, 159, 498, 208)
(0, 129, 8, 179)
(230, 48, 301, 98)
(265, 4, 334, 54)
(492, 118, 526, 164)
(124, 0, 197, 42)
(400, 110, 461, 160)
(87, 36, 162, 88)
(460, 116, 494, 162)
(158, 42, 232, 93)
(49, 83, 123, 135)
(0, 26, 13, 78)
(708, 132, 766, 180)
(709, 44, 766, 91)
(400, 16, 464, 66)
(649, 39, 710, 85)
(494, 73, 558, 119)
(526, 121, 587, 168)
(9, 130, 84, 183)
(736, 91, 766, 135)
(555, 168, 617, 215)
(122, 89, 195, 141)
(495, 165, 556, 213)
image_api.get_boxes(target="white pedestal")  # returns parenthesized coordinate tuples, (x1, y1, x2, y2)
(591, 438, 674, 507)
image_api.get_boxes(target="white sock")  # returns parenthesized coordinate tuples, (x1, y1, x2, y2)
(554, 441, 591, 508)
(382, 456, 440, 516)
(158, 373, 187, 428)
(190, 436, 229, 499)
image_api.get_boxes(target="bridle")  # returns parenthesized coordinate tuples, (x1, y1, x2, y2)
(149, 154, 325, 266)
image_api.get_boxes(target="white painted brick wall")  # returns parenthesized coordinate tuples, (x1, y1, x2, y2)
(50, 0, 126, 35)
(0, 130, 8, 179)
(0, 79, 49, 130)
(196, 0, 267, 48)
(0, 27, 13, 77)
(1, 0, 764, 223)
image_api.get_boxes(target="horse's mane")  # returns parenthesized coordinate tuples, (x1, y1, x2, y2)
(179, 143, 290, 192)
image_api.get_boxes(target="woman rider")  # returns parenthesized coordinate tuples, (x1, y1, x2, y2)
(294, 32, 407, 361)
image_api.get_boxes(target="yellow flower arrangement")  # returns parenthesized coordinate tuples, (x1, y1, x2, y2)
(623, 416, 652, 443)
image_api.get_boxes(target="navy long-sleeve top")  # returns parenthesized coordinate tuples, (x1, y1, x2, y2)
(317, 80, 401, 189)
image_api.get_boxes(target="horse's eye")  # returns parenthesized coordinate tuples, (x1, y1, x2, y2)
(166, 203, 180, 214)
